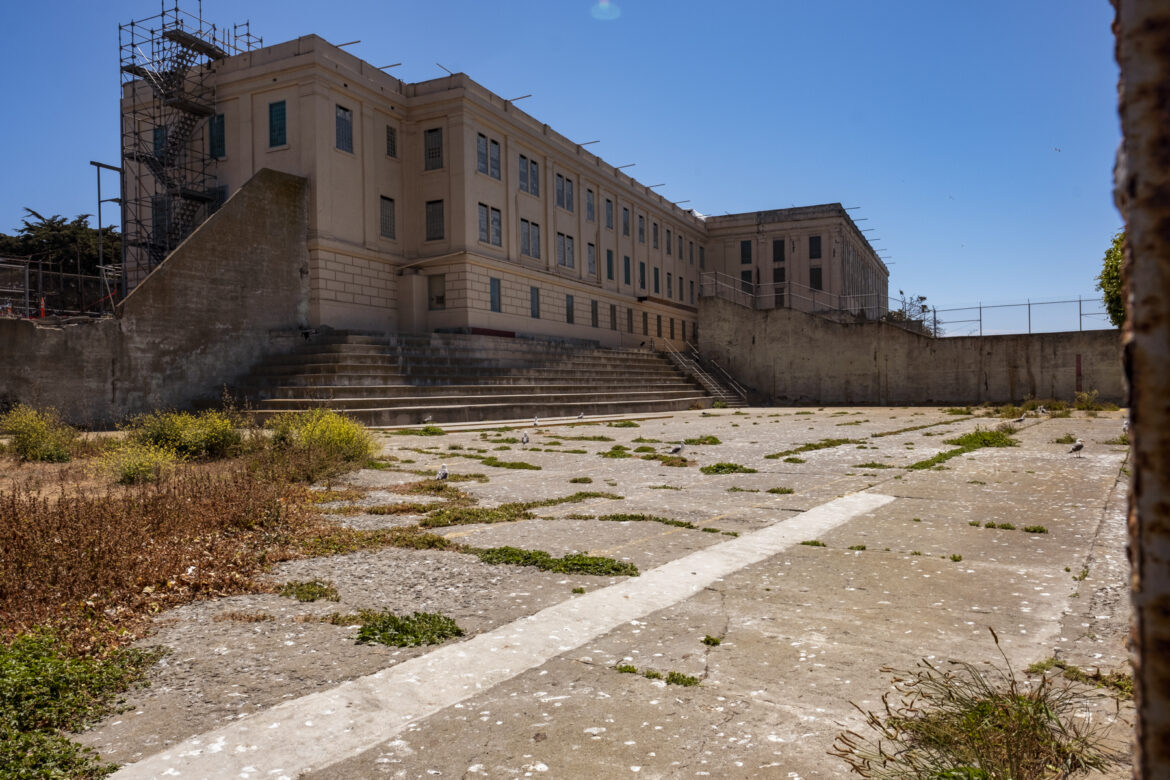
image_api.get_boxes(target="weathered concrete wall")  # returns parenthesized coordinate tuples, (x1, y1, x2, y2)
(699, 296, 1124, 405)
(0, 169, 309, 424)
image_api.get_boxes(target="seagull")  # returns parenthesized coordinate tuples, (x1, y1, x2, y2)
(1012, 413, 1026, 424)
(422, 414, 433, 424)
(1069, 439, 1084, 457)
(521, 432, 529, 445)
(1123, 419, 1129, 435)
(436, 464, 449, 480)
(533, 416, 539, 427)
(577, 412, 584, 421)
(1037, 405, 1047, 415)
(668, 442, 684, 455)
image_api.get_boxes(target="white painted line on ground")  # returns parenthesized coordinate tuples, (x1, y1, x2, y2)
(113, 491, 894, 779)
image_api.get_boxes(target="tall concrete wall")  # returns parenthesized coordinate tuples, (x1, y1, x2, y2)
(699, 296, 1124, 405)
(0, 169, 309, 425)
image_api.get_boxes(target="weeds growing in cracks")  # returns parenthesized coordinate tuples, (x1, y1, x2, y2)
(830, 628, 1118, 778)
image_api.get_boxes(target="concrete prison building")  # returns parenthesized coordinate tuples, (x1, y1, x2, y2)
(121, 32, 888, 348)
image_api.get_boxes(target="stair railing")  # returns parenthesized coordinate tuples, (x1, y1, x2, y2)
(660, 339, 736, 403)
(684, 341, 749, 402)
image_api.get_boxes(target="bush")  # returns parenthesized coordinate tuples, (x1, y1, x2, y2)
(1073, 390, 1118, 412)
(125, 410, 242, 460)
(94, 441, 178, 484)
(263, 409, 374, 481)
(0, 405, 76, 463)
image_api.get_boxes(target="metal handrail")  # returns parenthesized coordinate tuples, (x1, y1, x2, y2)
(661, 339, 737, 402)
(684, 340, 748, 401)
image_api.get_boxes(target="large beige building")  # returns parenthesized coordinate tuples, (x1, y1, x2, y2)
(121, 31, 887, 348)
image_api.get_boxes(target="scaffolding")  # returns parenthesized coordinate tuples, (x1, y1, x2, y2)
(119, 1, 260, 291)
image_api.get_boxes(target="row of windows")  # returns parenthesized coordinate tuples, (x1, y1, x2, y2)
(739, 265, 822, 292)
(487, 278, 693, 338)
(741, 236, 822, 264)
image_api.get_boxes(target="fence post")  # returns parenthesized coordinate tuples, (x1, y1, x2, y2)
(933, 307, 937, 337)
(979, 304, 983, 337)
(1079, 297, 1083, 331)
(1028, 299, 1032, 334)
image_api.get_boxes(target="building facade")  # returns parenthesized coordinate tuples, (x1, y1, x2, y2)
(122, 33, 887, 348)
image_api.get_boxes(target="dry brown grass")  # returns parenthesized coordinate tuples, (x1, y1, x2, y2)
(0, 459, 342, 653)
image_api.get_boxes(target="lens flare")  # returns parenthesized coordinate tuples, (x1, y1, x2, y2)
(591, 1, 621, 21)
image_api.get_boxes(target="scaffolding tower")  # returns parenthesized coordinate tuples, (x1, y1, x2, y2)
(119, 2, 260, 290)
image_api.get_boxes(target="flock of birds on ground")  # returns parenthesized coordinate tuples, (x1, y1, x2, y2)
(427, 407, 1129, 480)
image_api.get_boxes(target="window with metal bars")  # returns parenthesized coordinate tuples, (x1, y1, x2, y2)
(335, 105, 353, 152)
(424, 128, 443, 170)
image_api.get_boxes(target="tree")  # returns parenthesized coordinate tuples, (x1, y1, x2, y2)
(1095, 230, 1126, 327)
(0, 209, 121, 277)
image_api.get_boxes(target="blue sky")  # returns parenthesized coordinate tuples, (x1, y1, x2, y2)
(0, 1, 1121, 319)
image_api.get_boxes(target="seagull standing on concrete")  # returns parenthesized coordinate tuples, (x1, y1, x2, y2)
(1037, 405, 1047, 415)
(1069, 439, 1084, 457)
(668, 442, 684, 455)
(1123, 419, 1129, 435)
(533, 416, 539, 427)
(436, 464, 449, 480)
(422, 414, 433, 424)
(1012, 413, 1026, 424)
(521, 432, 529, 446)
(577, 412, 584, 421)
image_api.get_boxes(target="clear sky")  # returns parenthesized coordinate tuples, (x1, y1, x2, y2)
(0, 0, 1121, 316)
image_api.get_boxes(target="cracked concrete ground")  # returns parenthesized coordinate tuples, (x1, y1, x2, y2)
(80, 407, 1134, 778)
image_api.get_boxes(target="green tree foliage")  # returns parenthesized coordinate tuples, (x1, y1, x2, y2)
(1096, 231, 1125, 327)
(0, 208, 120, 276)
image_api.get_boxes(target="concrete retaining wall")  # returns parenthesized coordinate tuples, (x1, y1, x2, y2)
(0, 169, 310, 425)
(699, 296, 1124, 405)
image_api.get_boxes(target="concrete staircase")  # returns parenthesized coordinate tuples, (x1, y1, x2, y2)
(239, 331, 712, 426)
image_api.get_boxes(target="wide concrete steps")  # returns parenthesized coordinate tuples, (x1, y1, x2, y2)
(251, 395, 706, 427)
(239, 330, 713, 425)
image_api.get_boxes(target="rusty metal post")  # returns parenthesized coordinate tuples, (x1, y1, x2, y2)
(1113, 1, 1170, 776)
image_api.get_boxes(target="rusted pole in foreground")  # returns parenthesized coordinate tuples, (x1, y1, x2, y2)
(1113, 1, 1170, 776)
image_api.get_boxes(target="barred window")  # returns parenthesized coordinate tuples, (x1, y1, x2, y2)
(425, 200, 444, 241)
(489, 139, 500, 179)
(586, 189, 595, 221)
(606, 198, 614, 228)
(566, 294, 575, 324)
(385, 125, 398, 157)
(477, 134, 489, 174)
(379, 196, 395, 239)
(490, 207, 501, 246)
(490, 277, 501, 312)
(268, 101, 286, 147)
(424, 128, 443, 170)
(587, 243, 596, 276)
(335, 105, 353, 153)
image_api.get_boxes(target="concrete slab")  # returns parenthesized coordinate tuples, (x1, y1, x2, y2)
(80, 407, 1134, 778)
